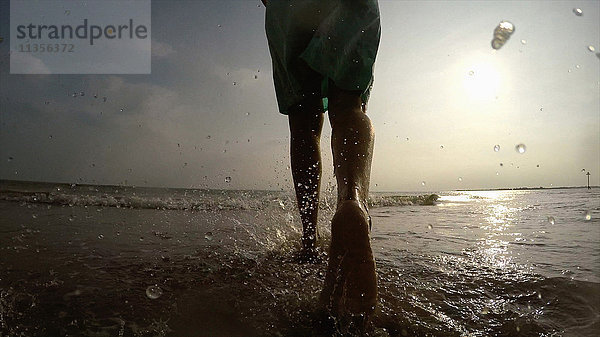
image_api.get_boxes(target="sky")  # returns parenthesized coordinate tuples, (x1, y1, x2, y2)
(0, 0, 599, 192)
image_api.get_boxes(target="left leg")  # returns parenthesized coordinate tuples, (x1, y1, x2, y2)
(288, 96, 324, 259)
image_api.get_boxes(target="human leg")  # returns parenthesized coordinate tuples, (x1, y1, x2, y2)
(320, 84, 377, 320)
(288, 97, 324, 258)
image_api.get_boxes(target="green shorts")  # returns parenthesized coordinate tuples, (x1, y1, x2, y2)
(265, 0, 381, 115)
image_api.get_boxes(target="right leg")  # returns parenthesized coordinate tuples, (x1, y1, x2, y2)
(320, 84, 377, 323)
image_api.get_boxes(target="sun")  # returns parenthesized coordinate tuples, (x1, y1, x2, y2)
(463, 62, 501, 100)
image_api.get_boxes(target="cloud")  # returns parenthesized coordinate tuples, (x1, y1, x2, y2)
(10, 52, 51, 74)
(152, 39, 176, 59)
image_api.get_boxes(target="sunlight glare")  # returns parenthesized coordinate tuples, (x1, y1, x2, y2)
(463, 62, 501, 100)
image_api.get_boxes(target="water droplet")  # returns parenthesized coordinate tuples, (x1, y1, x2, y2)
(588, 45, 596, 52)
(206, 135, 211, 139)
(573, 8, 583, 16)
(93, 94, 97, 98)
(468, 70, 474, 76)
(584, 211, 592, 221)
(146, 285, 163, 299)
(232, 82, 237, 86)
(491, 21, 515, 50)
(581, 168, 586, 172)
(254, 75, 258, 79)
(139, 237, 144, 241)
(204, 232, 213, 241)
(7, 156, 13, 162)
(496, 172, 499, 176)
(500, 163, 504, 167)
(98, 234, 104, 239)
(481, 307, 489, 315)
(458, 177, 463, 182)
(120, 108, 124, 112)
(515, 143, 526, 154)
(540, 107, 543, 111)
(225, 176, 232, 183)
(427, 224, 433, 230)
(421, 181, 426, 186)
(576, 64, 581, 69)
(536, 164, 540, 167)
(521, 39, 527, 45)
(217, 24, 222, 28)
(547, 216, 555, 225)
(494, 144, 500, 152)
(440, 145, 444, 149)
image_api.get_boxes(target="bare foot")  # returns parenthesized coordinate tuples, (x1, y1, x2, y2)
(319, 200, 377, 325)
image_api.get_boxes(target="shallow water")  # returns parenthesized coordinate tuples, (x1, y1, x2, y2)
(0, 181, 598, 336)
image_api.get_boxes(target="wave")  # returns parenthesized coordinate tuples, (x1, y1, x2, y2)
(0, 188, 439, 211)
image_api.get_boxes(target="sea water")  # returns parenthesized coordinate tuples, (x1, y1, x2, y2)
(0, 180, 598, 336)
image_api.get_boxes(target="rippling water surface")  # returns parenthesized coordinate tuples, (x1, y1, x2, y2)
(0, 181, 598, 336)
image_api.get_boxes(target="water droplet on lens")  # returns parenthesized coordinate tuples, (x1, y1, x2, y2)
(232, 82, 237, 86)
(120, 108, 124, 112)
(440, 145, 444, 149)
(500, 163, 504, 167)
(98, 234, 104, 239)
(421, 181, 426, 186)
(521, 39, 527, 45)
(458, 177, 463, 182)
(204, 232, 213, 241)
(515, 143, 526, 154)
(573, 8, 583, 16)
(588, 45, 596, 52)
(427, 224, 433, 230)
(225, 176, 232, 183)
(584, 211, 592, 221)
(494, 144, 500, 152)
(547, 216, 555, 225)
(468, 70, 474, 76)
(146, 285, 163, 299)
(491, 21, 515, 50)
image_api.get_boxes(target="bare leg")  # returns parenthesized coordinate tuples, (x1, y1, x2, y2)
(288, 97, 324, 259)
(319, 84, 377, 323)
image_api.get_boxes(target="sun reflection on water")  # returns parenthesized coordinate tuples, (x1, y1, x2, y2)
(469, 191, 525, 270)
